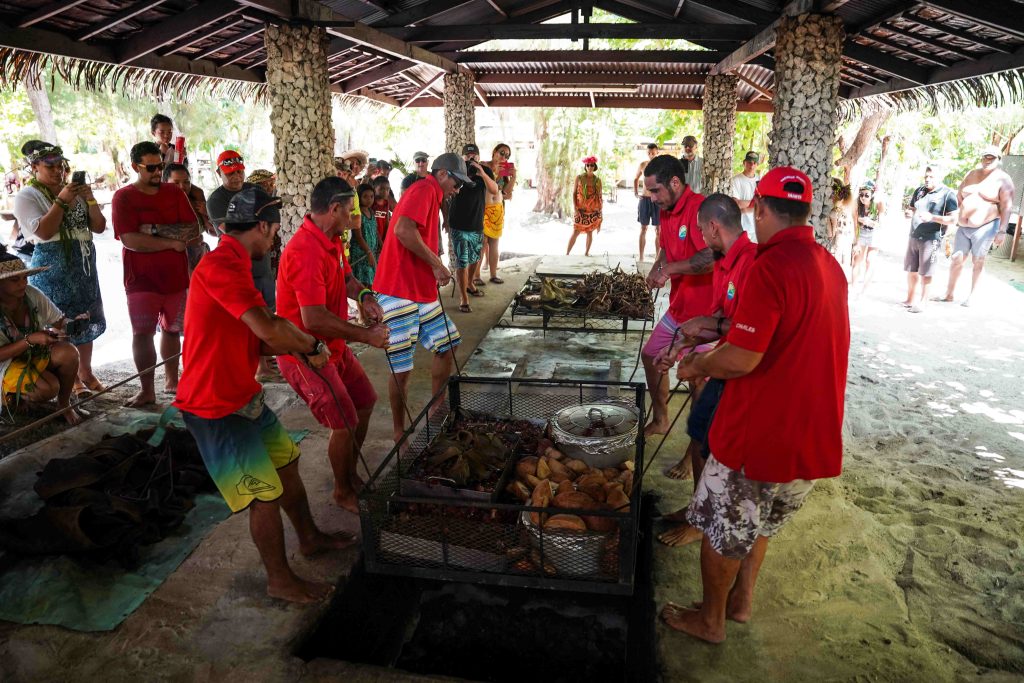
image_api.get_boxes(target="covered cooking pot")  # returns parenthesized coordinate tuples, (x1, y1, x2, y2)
(549, 403, 639, 468)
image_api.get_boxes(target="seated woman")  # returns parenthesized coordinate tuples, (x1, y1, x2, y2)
(0, 250, 84, 425)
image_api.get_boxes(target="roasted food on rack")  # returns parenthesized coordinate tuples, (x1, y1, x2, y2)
(514, 267, 655, 319)
(413, 430, 510, 489)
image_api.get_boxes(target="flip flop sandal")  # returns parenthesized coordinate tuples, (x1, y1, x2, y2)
(74, 387, 93, 400)
(468, 288, 485, 297)
(489, 277, 504, 284)
(459, 303, 472, 313)
(473, 278, 486, 286)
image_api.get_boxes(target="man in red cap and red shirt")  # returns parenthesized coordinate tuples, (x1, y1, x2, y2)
(276, 177, 388, 514)
(660, 166, 850, 644)
(642, 154, 714, 436)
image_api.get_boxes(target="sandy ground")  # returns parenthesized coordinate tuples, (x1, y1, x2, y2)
(1, 190, 1023, 681)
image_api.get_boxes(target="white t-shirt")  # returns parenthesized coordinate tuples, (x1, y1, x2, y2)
(730, 173, 759, 241)
(684, 156, 703, 194)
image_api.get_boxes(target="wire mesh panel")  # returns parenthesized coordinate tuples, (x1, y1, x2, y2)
(359, 377, 646, 595)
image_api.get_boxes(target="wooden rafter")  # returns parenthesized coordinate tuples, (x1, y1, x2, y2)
(375, 0, 473, 27)
(341, 59, 418, 92)
(445, 49, 731, 64)
(75, 0, 172, 41)
(842, 42, 929, 84)
(920, 0, 1024, 40)
(194, 26, 266, 62)
(163, 19, 245, 57)
(474, 82, 490, 107)
(384, 23, 763, 42)
(117, 0, 240, 64)
(473, 72, 706, 85)
(880, 23, 977, 61)
(859, 32, 953, 68)
(18, 0, 89, 29)
(682, 0, 776, 24)
(709, 0, 813, 75)
(734, 71, 774, 99)
(901, 14, 1013, 54)
(406, 95, 775, 112)
(399, 71, 445, 110)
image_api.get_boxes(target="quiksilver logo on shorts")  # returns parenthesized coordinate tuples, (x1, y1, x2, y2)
(735, 322, 755, 333)
(237, 475, 275, 496)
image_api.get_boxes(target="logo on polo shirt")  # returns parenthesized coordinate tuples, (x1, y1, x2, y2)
(727, 282, 736, 300)
(735, 322, 756, 334)
(679, 224, 688, 239)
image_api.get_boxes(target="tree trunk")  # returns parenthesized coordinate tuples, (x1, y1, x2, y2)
(835, 109, 890, 185)
(23, 67, 57, 144)
(532, 110, 565, 217)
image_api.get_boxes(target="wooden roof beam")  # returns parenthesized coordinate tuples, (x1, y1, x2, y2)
(75, 0, 172, 41)
(18, 0, 89, 28)
(374, 0, 474, 27)
(406, 95, 775, 112)
(901, 14, 1012, 54)
(847, 43, 1024, 98)
(332, 84, 401, 106)
(340, 59, 418, 92)
(399, 71, 445, 110)
(859, 33, 954, 68)
(117, 0, 240, 64)
(446, 50, 731, 64)
(842, 42, 929, 84)
(385, 23, 763, 42)
(709, 0, 813, 76)
(194, 25, 266, 61)
(735, 72, 774, 99)
(162, 18, 245, 57)
(474, 72, 707, 85)
(681, 0, 776, 24)
(879, 23, 977, 61)
(919, 0, 1024, 40)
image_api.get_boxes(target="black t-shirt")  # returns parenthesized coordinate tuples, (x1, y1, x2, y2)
(909, 184, 958, 240)
(207, 182, 270, 277)
(447, 165, 493, 233)
(401, 173, 422, 193)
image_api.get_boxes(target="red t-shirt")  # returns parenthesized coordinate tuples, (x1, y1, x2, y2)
(658, 187, 713, 322)
(276, 216, 353, 366)
(372, 198, 390, 241)
(174, 235, 267, 419)
(374, 175, 442, 303)
(709, 226, 850, 483)
(710, 232, 758, 320)
(111, 183, 192, 294)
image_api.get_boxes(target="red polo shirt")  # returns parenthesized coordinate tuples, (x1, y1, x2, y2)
(658, 187, 713, 322)
(374, 174, 443, 303)
(708, 226, 850, 483)
(276, 216, 353, 366)
(111, 183, 192, 295)
(710, 232, 758, 320)
(174, 235, 266, 419)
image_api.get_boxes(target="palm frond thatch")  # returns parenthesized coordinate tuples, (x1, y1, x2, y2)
(839, 68, 1024, 121)
(0, 48, 381, 110)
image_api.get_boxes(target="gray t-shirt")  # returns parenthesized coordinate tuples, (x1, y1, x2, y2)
(684, 156, 703, 194)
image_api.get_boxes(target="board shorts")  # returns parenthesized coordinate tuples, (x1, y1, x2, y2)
(451, 230, 484, 269)
(378, 294, 461, 374)
(278, 346, 376, 430)
(904, 237, 941, 277)
(182, 394, 300, 513)
(2, 354, 49, 402)
(483, 203, 505, 239)
(952, 218, 999, 259)
(686, 454, 815, 559)
(637, 196, 660, 227)
(641, 312, 716, 360)
(686, 377, 726, 446)
(127, 289, 187, 335)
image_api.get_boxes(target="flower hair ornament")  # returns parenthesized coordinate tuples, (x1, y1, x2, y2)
(582, 156, 598, 166)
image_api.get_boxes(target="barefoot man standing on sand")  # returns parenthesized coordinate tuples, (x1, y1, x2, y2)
(276, 178, 389, 513)
(937, 146, 1015, 307)
(660, 167, 850, 643)
(642, 155, 713, 437)
(174, 188, 356, 604)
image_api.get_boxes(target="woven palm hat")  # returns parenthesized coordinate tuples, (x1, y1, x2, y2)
(0, 253, 50, 280)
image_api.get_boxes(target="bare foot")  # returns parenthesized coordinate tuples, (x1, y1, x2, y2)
(333, 488, 360, 514)
(61, 404, 83, 426)
(125, 391, 157, 407)
(660, 603, 725, 644)
(658, 524, 703, 547)
(899, 300, 912, 307)
(300, 530, 359, 557)
(665, 458, 692, 480)
(659, 508, 689, 523)
(350, 473, 366, 494)
(644, 419, 670, 437)
(163, 382, 178, 395)
(81, 374, 105, 392)
(931, 296, 954, 303)
(267, 577, 335, 604)
(689, 596, 752, 623)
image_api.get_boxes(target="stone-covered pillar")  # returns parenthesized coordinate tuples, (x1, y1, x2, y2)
(444, 72, 476, 153)
(767, 13, 845, 238)
(702, 74, 739, 196)
(265, 23, 336, 241)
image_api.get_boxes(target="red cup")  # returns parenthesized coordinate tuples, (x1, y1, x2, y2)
(175, 136, 186, 163)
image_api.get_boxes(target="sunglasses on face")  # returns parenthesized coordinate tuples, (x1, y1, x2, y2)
(498, 150, 510, 158)
(220, 158, 244, 168)
(859, 192, 871, 197)
(415, 159, 428, 163)
(451, 177, 465, 190)
(142, 162, 166, 173)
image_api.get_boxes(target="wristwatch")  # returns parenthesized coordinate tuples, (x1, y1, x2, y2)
(305, 340, 327, 357)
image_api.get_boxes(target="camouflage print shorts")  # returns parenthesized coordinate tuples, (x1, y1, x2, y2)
(685, 454, 815, 560)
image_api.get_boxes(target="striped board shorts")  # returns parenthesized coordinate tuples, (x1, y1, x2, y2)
(378, 294, 462, 374)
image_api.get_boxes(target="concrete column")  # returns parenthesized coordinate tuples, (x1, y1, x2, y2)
(702, 74, 739, 196)
(265, 23, 336, 241)
(443, 72, 476, 153)
(768, 13, 845, 238)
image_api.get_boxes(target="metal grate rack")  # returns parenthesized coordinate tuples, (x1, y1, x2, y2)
(506, 275, 656, 336)
(358, 377, 646, 595)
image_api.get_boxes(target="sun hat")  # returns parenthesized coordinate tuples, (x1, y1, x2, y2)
(0, 251, 50, 279)
(755, 166, 813, 203)
(980, 145, 1002, 159)
(431, 153, 474, 186)
(245, 169, 276, 184)
(339, 149, 369, 167)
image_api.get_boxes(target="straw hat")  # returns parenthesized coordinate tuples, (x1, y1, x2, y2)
(339, 149, 369, 167)
(0, 253, 50, 280)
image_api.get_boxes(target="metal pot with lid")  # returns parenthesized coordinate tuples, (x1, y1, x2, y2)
(549, 403, 640, 468)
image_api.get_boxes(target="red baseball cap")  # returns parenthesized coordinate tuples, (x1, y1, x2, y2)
(755, 166, 813, 203)
(216, 150, 245, 173)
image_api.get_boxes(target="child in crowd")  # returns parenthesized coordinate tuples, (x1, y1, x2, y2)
(350, 184, 379, 287)
(371, 177, 393, 244)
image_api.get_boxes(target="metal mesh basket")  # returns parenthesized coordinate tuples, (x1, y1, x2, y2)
(359, 377, 646, 595)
